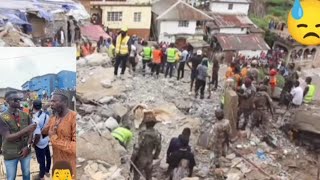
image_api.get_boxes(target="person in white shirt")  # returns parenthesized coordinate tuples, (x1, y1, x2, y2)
(290, 81, 303, 107)
(32, 100, 51, 180)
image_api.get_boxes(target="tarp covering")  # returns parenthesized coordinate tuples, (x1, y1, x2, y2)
(80, 25, 111, 42)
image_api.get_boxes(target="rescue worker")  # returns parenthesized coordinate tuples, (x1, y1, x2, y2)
(167, 137, 196, 180)
(151, 45, 162, 78)
(111, 126, 133, 149)
(225, 62, 235, 79)
(269, 68, 277, 96)
(237, 78, 255, 130)
(211, 58, 220, 91)
(131, 111, 161, 180)
(187, 50, 203, 94)
(249, 60, 259, 83)
(128, 44, 138, 74)
(0, 91, 37, 180)
(165, 43, 178, 78)
(106, 38, 115, 65)
(195, 58, 209, 99)
(209, 109, 231, 168)
(141, 41, 153, 76)
(303, 77, 316, 104)
(251, 85, 274, 130)
(167, 128, 191, 164)
(114, 27, 131, 78)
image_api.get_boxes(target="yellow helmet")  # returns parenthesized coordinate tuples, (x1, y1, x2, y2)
(121, 27, 128, 32)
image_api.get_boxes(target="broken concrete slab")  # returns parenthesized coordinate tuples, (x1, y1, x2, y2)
(77, 132, 121, 166)
(104, 117, 119, 131)
(99, 96, 115, 104)
(292, 110, 320, 134)
(110, 103, 128, 119)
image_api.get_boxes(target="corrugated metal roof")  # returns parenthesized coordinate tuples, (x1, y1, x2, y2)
(215, 34, 270, 51)
(211, 0, 250, 3)
(80, 25, 111, 41)
(209, 13, 253, 28)
(152, 0, 177, 15)
(156, 1, 213, 21)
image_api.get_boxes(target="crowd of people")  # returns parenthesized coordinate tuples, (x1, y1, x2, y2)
(0, 89, 76, 180)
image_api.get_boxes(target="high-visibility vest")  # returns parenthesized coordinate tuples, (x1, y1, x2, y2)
(111, 127, 133, 144)
(143, 47, 152, 60)
(167, 48, 176, 63)
(115, 35, 130, 55)
(304, 84, 316, 103)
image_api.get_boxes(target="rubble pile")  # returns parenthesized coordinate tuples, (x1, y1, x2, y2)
(76, 53, 319, 179)
(0, 22, 35, 47)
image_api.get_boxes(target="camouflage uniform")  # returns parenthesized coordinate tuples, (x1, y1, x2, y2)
(250, 91, 273, 130)
(209, 119, 231, 167)
(237, 86, 255, 130)
(131, 128, 162, 180)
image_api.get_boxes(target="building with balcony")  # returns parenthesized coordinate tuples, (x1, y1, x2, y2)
(90, 0, 152, 40)
(21, 70, 76, 99)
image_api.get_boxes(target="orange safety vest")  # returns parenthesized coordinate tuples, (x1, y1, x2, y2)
(270, 76, 277, 88)
(225, 67, 234, 79)
(23, 108, 29, 114)
(81, 45, 90, 56)
(241, 67, 248, 78)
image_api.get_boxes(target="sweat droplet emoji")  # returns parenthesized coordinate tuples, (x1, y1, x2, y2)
(288, 0, 320, 46)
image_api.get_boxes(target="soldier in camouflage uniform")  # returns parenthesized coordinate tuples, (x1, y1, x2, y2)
(209, 109, 231, 168)
(131, 110, 162, 180)
(250, 85, 274, 131)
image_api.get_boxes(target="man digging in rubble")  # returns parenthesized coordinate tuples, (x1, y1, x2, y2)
(131, 111, 161, 180)
(209, 109, 231, 169)
(250, 85, 274, 133)
(111, 126, 133, 149)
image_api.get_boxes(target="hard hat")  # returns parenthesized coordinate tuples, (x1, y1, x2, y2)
(197, 50, 202, 55)
(121, 27, 128, 32)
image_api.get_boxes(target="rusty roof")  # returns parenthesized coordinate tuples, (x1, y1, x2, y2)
(156, 0, 213, 21)
(208, 13, 253, 28)
(211, 0, 251, 4)
(215, 34, 270, 51)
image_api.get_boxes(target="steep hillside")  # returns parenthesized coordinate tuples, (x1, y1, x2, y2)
(249, 0, 293, 30)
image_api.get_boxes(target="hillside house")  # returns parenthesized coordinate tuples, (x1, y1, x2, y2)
(90, 0, 152, 40)
(209, 0, 251, 15)
(152, 0, 213, 44)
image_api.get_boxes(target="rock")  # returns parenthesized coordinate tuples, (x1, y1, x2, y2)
(92, 114, 102, 123)
(226, 172, 241, 180)
(110, 103, 128, 118)
(100, 107, 114, 118)
(99, 96, 115, 104)
(101, 80, 112, 89)
(197, 166, 209, 177)
(84, 163, 97, 177)
(99, 164, 108, 172)
(104, 117, 119, 131)
(77, 132, 121, 166)
(96, 122, 105, 130)
(92, 171, 109, 180)
(78, 157, 86, 163)
(182, 178, 200, 180)
(86, 53, 110, 67)
(80, 175, 90, 180)
(90, 162, 99, 172)
(81, 104, 96, 114)
(226, 153, 236, 160)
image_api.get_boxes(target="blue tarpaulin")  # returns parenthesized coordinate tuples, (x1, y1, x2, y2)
(62, 4, 78, 11)
(33, 4, 53, 21)
(0, 9, 30, 25)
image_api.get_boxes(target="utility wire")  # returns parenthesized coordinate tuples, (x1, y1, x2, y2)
(0, 49, 75, 61)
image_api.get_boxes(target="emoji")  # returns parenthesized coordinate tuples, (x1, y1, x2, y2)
(287, 0, 320, 46)
(52, 161, 73, 180)
(52, 169, 72, 180)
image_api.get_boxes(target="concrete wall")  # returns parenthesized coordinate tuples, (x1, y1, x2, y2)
(238, 50, 267, 58)
(219, 27, 247, 34)
(101, 6, 151, 30)
(57, 71, 76, 90)
(209, 2, 249, 15)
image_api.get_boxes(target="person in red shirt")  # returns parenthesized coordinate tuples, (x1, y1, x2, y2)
(151, 45, 162, 78)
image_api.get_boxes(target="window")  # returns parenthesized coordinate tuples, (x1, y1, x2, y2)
(228, 3, 233, 10)
(241, 28, 244, 31)
(134, 12, 141, 22)
(178, 21, 189, 27)
(107, 12, 123, 21)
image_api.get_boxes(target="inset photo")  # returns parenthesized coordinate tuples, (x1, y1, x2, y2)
(0, 47, 76, 180)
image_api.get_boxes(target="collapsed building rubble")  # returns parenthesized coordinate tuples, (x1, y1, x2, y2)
(76, 53, 319, 180)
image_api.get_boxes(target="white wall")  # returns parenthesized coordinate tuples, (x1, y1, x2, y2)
(238, 50, 267, 58)
(209, 2, 249, 15)
(158, 21, 197, 42)
(219, 27, 247, 34)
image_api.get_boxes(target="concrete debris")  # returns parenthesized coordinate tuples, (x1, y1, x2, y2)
(181, 178, 200, 180)
(101, 80, 112, 89)
(76, 51, 319, 180)
(0, 22, 35, 47)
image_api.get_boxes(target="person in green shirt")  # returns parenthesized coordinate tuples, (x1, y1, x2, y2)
(111, 126, 133, 149)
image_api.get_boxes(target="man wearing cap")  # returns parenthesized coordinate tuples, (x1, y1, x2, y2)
(0, 91, 37, 180)
(114, 27, 131, 78)
(42, 89, 77, 179)
(187, 50, 203, 94)
(209, 109, 231, 168)
(32, 100, 51, 180)
(131, 110, 161, 180)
